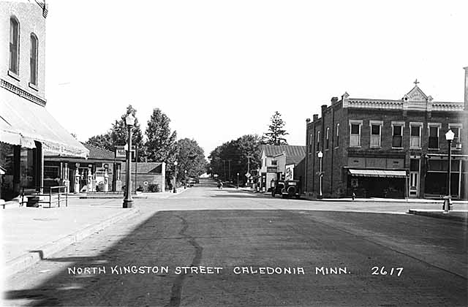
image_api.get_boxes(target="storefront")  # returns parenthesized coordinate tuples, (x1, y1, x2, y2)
(0, 89, 88, 200)
(424, 155, 467, 199)
(347, 169, 407, 198)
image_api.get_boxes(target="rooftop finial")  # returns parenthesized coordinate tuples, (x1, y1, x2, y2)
(414, 79, 420, 86)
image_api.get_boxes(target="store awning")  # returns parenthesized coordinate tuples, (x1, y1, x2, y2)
(348, 169, 407, 178)
(1, 89, 89, 157)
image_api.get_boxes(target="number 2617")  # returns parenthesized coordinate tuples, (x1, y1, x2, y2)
(371, 267, 403, 276)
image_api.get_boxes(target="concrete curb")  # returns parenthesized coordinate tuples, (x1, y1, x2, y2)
(5, 207, 140, 277)
(407, 210, 468, 223)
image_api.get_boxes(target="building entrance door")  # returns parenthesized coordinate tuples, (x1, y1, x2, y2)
(409, 172, 419, 197)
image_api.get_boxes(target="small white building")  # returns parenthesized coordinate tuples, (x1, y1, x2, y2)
(258, 145, 306, 192)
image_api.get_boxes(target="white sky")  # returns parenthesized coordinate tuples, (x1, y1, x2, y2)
(44, 0, 468, 156)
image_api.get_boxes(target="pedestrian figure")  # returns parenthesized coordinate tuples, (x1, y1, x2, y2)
(352, 192, 356, 201)
(218, 181, 223, 189)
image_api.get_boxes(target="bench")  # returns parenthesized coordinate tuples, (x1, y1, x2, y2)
(21, 186, 68, 208)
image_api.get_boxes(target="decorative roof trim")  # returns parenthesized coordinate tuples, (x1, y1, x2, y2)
(1, 78, 47, 107)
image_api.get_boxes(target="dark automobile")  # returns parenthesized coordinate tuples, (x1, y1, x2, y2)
(272, 179, 301, 199)
(187, 178, 197, 187)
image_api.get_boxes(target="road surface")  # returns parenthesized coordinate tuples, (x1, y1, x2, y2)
(3, 180, 467, 306)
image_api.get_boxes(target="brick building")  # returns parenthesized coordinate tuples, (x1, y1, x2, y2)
(121, 162, 166, 193)
(0, 1, 88, 201)
(305, 77, 467, 200)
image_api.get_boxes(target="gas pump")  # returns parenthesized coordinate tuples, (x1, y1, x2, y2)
(74, 163, 80, 193)
(103, 164, 109, 192)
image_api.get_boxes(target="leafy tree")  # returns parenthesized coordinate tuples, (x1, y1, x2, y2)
(176, 138, 207, 181)
(208, 134, 261, 183)
(87, 105, 145, 160)
(262, 111, 288, 145)
(145, 108, 177, 163)
(86, 132, 113, 151)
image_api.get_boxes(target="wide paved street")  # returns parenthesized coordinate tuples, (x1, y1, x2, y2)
(3, 180, 467, 307)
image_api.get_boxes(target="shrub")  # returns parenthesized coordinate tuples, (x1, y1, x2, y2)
(148, 183, 159, 192)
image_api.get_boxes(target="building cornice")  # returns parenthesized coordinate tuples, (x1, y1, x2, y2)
(1, 78, 47, 107)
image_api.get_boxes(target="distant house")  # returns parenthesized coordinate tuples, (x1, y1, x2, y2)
(258, 145, 306, 192)
(121, 162, 166, 193)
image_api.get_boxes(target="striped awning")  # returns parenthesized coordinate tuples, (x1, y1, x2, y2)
(1, 88, 89, 157)
(348, 169, 407, 178)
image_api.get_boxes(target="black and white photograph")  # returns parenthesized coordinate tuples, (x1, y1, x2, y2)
(1, 0, 467, 306)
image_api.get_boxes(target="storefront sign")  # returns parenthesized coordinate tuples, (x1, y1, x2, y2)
(267, 166, 277, 173)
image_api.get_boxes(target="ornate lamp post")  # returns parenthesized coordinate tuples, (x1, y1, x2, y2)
(317, 151, 323, 199)
(123, 114, 135, 208)
(173, 161, 178, 193)
(443, 129, 455, 213)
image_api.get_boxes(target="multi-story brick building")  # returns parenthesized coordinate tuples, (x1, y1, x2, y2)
(0, 1, 88, 201)
(304, 75, 467, 200)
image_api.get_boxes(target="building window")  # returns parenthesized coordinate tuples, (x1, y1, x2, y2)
(336, 124, 340, 147)
(370, 121, 383, 148)
(326, 127, 330, 150)
(309, 133, 313, 153)
(9, 17, 20, 75)
(349, 121, 362, 147)
(428, 125, 440, 149)
(30, 33, 38, 86)
(392, 124, 403, 148)
(271, 160, 278, 166)
(410, 123, 422, 149)
(316, 131, 321, 152)
(449, 124, 462, 149)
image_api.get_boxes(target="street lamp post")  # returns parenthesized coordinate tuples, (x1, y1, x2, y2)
(173, 161, 178, 193)
(317, 151, 323, 199)
(237, 172, 239, 189)
(184, 170, 187, 189)
(123, 114, 135, 208)
(444, 129, 455, 213)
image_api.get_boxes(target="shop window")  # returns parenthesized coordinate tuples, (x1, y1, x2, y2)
(428, 126, 439, 149)
(30, 33, 38, 86)
(392, 124, 403, 148)
(349, 122, 361, 147)
(44, 166, 60, 180)
(410, 124, 422, 149)
(9, 17, 20, 75)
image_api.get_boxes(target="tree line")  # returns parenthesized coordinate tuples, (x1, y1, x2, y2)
(86, 105, 206, 182)
(87, 107, 290, 185)
(208, 111, 289, 184)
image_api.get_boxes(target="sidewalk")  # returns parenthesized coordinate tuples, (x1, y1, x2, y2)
(1, 197, 136, 277)
(0, 188, 189, 277)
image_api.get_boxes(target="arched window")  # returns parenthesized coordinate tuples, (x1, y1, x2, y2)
(30, 33, 39, 86)
(9, 16, 20, 75)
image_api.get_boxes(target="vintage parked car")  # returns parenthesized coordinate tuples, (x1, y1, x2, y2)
(271, 179, 301, 199)
(187, 178, 197, 187)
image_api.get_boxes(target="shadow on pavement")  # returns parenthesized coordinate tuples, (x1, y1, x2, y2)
(3, 209, 468, 307)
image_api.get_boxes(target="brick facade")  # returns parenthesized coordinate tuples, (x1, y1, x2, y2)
(305, 80, 468, 199)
